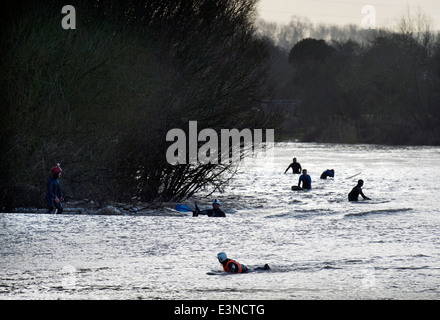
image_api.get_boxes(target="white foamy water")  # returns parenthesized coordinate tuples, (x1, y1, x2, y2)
(1, 143, 439, 299)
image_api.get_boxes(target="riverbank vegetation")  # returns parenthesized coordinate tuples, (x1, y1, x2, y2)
(1, 1, 439, 210)
(259, 12, 440, 144)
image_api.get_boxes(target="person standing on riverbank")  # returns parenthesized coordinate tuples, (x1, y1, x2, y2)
(46, 164, 64, 214)
(284, 157, 302, 174)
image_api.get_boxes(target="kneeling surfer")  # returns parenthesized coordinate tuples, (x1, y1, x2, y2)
(193, 199, 226, 217)
(348, 179, 371, 201)
(298, 169, 312, 190)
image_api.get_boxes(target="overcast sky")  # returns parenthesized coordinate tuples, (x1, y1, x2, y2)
(257, 0, 440, 30)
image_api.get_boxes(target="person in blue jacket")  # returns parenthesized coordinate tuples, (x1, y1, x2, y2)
(46, 164, 64, 214)
(298, 169, 312, 190)
(320, 169, 335, 179)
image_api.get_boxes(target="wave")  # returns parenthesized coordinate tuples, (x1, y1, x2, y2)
(344, 208, 413, 218)
(265, 209, 336, 219)
(245, 259, 371, 274)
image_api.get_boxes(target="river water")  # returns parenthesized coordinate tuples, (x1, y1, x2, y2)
(1, 143, 439, 300)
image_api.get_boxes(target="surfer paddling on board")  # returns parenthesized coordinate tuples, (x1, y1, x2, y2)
(193, 199, 226, 217)
(284, 157, 302, 174)
(46, 164, 64, 214)
(348, 179, 371, 201)
(217, 252, 270, 274)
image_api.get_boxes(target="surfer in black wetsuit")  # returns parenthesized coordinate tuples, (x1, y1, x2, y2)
(217, 252, 270, 273)
(284, 157, 302, 174)
(193, 199, 226, 217)
(348, 179, 371, 201)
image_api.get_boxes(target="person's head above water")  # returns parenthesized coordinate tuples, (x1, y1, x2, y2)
(212, 199, 220, 209)
(357, 179, 364, 186)
(217, 252, 227, 263)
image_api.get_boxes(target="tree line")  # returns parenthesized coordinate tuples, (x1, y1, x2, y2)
(260, 11, 440, 144)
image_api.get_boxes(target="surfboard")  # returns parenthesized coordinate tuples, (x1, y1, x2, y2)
(206, 271, 225, 275)
(207, 264, 270, 275)
(175, 204, 192, 212)
(291, 186, 303, 191)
